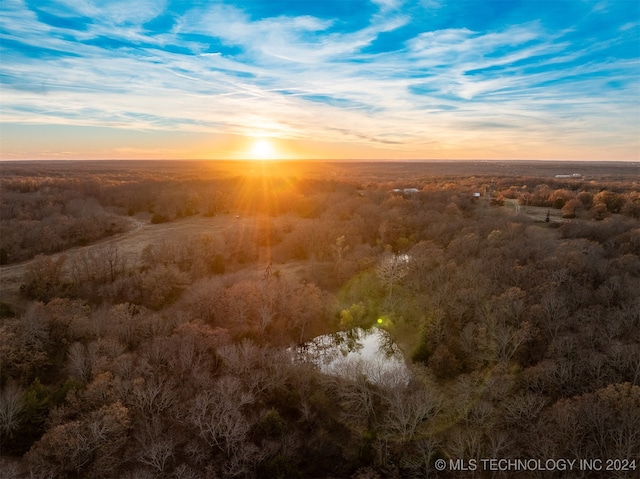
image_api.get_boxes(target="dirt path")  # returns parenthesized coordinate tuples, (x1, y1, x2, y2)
(0, 200, 568, 308)
(0, 214, 255, 305)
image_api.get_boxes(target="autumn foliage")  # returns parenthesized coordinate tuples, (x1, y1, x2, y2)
(1, 160, 638, 478)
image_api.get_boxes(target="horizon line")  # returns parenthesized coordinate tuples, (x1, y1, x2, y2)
(1, 158, 638, 164)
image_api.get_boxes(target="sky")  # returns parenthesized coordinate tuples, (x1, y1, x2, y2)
(0, 0, 639, 161)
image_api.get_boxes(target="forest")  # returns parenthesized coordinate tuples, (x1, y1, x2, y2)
(0, 160, 639, 478)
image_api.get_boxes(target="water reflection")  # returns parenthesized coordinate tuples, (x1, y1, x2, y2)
(297, 327, 410, 387)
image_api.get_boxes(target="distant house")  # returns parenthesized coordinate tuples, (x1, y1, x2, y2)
(555, 173, 582, 178)
(392, 188, 419, 196)
(473, 192, 481, 198)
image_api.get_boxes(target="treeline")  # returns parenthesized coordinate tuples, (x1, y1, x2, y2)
(0, 173, 229, 264)
(0, 168, 361, 264)
(0, 185, 128, 264)
(1, 164, 639, 478)
(495, 178, 640, 220)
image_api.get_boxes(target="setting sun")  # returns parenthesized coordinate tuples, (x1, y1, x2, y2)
(251, 139, 274, 160)
(1, 0, 638, 472)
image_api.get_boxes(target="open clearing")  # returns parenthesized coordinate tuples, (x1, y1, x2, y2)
(504, 199, 566, 223)
(0, 213, 271, 305)
(0, 197, 554, 308)
(0, 212, 327, 308)
(4, 158, 636, 307)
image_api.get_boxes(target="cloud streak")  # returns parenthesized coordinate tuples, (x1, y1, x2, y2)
(1, 0, 638, 160)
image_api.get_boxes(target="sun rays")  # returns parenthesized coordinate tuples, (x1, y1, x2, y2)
(229, 162, 301, 266)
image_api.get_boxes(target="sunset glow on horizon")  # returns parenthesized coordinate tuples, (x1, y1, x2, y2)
(1, 0, 639, 161)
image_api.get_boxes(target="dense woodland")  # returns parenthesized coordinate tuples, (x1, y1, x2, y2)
(1, 160, 639, 478)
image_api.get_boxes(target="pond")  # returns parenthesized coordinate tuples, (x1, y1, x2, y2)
(296, 327, 410, 387)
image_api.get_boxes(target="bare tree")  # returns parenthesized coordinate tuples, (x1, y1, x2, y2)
(375, 253, 410, 308)
(26, 401, 130, 479)
(397, 437, 440, 478)
(97, 243, 126, 283)
(329, 374, 378, 430)
(135, 417, 176, 476)
(446, 427, 484, 466)
(67, 341, 98, 383)
(132, 376, 177, 416)
(0, 382, 24, 439)
(501, 392, 548, 426)
(383, 386, 441, 441)
(189, 376, 254, 455)
(0, 313, 50, 382)
(484, 429, 512, 460)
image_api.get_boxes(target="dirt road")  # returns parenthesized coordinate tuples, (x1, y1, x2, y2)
(0, 214, 253, 305)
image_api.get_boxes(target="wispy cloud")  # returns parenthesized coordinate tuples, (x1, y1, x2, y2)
(1, 0, 638, 159)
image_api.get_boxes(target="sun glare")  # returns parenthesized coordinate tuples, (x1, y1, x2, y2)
(251, 139, 274, 160)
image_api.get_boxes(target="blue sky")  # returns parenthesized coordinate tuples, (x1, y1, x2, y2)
(1, 0, 639, 160)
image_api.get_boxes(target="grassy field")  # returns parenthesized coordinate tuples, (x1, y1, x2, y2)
(0, 212, 326, 309)
(2, 159, 636, 309)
